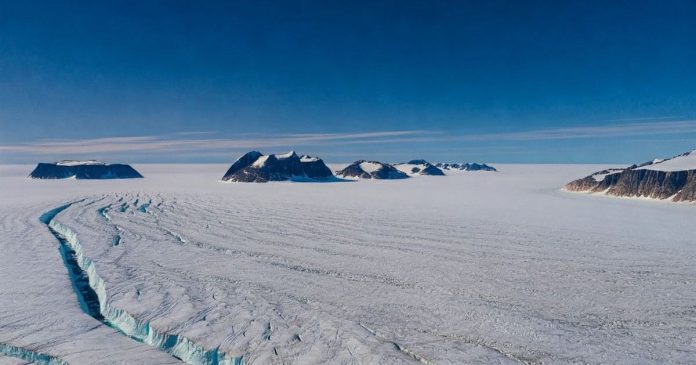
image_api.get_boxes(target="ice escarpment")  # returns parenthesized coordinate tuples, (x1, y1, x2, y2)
(44, 205, 243, 365)
(436, 162, 497, 172)
(29, 160, 143, 179)
(335, 160, 409, 179)
(0, 198, 183, 364)
(0, 342, 67, 365)
(394, 160, 445, 176)
(221, 151, 334, 182)
(564, 149, 696, 202)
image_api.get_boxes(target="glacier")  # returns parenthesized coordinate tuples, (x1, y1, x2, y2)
(1, 163, 696, 364)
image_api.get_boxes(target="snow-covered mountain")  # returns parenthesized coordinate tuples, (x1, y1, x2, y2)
(564, 149, 696, 202)
(335, 160, 409, 179)
(394, 160, 445, 176)
(436, 162, 497, 172)
(28, 161, 143, 179)
(221, 151, 334, 182)
(435, 162, 498, 171)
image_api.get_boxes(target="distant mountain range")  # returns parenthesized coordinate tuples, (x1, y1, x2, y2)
(28, 161, 143, 179)
(564, 149, 696, 202)
(336, 159, 446, 179)
(335, 160, 409, 179)
(221, 151, 334, 182)
(394, 160, 445, 176)
(436, 162, 497, 172)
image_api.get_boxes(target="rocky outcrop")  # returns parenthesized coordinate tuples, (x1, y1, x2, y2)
(221, 151, 334, 182)
(564, 150, 696, 202)
(335, 160, 409, 179)
(436, 162, 497, 172)
(28, 161, 143, 179)
(395, 160, 445, 176)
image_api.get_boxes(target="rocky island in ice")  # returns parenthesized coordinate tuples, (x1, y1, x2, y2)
(436, 162, 498, 172)
(394, 160, 445, 176)
(221, 151, 334, 183)
(28, 160, 143, 180)
(335, 160, 409, 179)
(564, 149, 696, 202)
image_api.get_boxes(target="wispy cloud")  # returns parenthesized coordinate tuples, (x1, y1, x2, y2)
(1, 119, 694, 159)
(0, 130, 434, 155)
(449, 120, 696, 142)
(605, 115, 684, 123)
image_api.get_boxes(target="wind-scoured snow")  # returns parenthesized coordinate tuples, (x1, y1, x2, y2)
(590, 168, 624, 182)
(359, 162, 382, 173)
(55, 160, 106, 166)
(299, 156, 319, 163)
(637, 150, 696, 171)
(276, 151, 295, 159)
(1, 164, 696, 364)
(251, 156, 269, 168)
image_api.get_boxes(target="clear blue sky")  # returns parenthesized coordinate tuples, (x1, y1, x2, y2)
(1, 0, 695, 164)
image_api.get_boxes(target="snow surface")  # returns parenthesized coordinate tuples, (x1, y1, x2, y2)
(300, 156, 319, 162)
(251, 155, 269, 168)
(358, 161, 382, 173)
(55, 160, 106, 166)
(637, 150, 696, 171)
(591, 169, 624, 182)
(394, 163, 425, 175)
(1, 164, 695, 364)
(393, 162, 444, 176)
(276, 151, 295, 159)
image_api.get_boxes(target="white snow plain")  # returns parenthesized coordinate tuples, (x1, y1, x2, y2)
(1, 164, 695, 364)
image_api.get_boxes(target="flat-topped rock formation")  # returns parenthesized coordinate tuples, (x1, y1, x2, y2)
(335, 160, 409, 179)
(221, 151, 334, 182)
(564, 150, 696, 202)
(28, 160, 143, 179)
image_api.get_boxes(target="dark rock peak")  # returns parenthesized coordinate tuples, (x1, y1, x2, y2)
(221, 151, 333, 183)
(436, 162, 497, 172)
(395, 160, 445, 176)
(406, 159, 431, 165)
(335, 160, 409, 180)
(222, 151, 263, 178)
(419, 164, 446, 176)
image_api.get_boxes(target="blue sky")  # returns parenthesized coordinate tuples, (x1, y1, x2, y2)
(1, 0, 695, 164)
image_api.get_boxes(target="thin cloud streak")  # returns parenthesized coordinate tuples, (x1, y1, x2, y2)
(450, 120, 696, 142)
(1, 120, 694, 157)
(605, 115, 683, 122)
(0, 130, 434, 155)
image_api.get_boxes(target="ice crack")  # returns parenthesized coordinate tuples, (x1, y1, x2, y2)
(42, 201, 245, 365)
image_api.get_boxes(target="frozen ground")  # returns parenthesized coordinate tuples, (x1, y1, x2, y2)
(1, 164, 695, 364)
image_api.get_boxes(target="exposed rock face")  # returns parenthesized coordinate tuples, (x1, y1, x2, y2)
(395, 160, 445, 176)
(436, 162, 497, 172)
(28, 161, 143, 179)
(335, 160, 409, 179)
(221, 151, 334, 182)
(564, 150, 696, 202)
